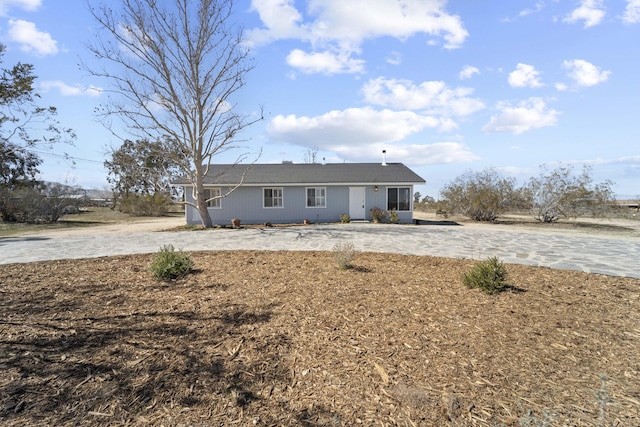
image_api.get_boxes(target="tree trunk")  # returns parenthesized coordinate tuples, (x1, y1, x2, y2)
(196, 197, 213, 228)
(194, 177, 213, 228)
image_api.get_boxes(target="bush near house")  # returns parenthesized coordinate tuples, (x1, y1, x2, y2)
(370, 207, 387, 223)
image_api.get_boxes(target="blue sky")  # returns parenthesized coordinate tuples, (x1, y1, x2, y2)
(1, 0, 639, 198)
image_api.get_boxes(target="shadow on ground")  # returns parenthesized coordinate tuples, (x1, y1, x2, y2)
(414, 219, 461, 226)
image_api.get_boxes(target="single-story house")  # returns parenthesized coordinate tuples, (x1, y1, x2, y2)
(174, 162, 426, 225)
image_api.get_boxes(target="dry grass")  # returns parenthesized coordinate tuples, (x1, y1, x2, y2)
(0, 207, 185, 237)
(1, 250, 639, 426)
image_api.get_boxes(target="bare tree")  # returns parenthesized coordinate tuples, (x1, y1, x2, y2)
(85, 0, 261, 227)
(439, 168, 516, 221)
(304, 146, 320, 164)
(524, 164, 615, 223)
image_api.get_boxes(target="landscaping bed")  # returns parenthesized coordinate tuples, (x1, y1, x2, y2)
(1, 251, 639, 426)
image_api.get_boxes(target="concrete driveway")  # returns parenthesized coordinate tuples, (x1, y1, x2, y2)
(2, 221, 639, 278)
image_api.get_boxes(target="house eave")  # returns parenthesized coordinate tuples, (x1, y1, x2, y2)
(175, 181, 424, 187)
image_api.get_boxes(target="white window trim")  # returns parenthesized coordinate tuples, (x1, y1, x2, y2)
(263, 187, 284, 208)
(204, 188, 221, 209)
(306, 186, 327, 208)
(387, 187, 412, 212)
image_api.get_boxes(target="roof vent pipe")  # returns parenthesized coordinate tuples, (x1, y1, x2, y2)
(382, 150, 387, 166)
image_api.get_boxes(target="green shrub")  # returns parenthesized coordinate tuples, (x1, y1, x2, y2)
(339, 213, 351, 223)
(148, 244, 194, 280)
(439, 168, 516, 222)
(332, 240, 356, 270)
(462, 256, 508, 294)
(0, 184, 82, 223)
(388, 209, 399, 224)
(119, 193, 171, 216)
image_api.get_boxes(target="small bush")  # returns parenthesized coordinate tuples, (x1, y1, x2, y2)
(388, 209, 399, 224)
(462, 256, 508, 294)
(148, 244, 194, 281)
(339, 213, 350, 223)
(332, 240, 356, 270)
(370, 207, 387, 223)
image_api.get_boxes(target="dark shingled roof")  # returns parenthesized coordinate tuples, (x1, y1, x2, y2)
(174, 163, 425, 185)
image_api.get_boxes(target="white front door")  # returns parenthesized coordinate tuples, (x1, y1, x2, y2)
(349, 187, 366, 220)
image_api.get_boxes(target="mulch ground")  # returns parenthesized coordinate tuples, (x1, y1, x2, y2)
(1, 251, 639, 426)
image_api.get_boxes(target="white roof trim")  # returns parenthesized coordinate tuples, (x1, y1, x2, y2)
(176, 182, 417, 188)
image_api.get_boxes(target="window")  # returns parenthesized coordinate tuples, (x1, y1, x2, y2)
(263, 188, 283, 208)
(306, 187, 326, 208)
(387, 187, 411, 211)
(204, 188, 221, 208)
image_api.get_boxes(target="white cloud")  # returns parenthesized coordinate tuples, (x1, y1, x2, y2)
(482, 98, 560, 134)
(268, 107, 455, 147)
(519, 2, 545, 17)
(362, 77, 485, 117)
(0, 0, 41, 16)
(247, 0, 305, 45)
(459, 65, 479, 80)
(562, 59, 610, 86)
(582, 155, 640, 165)
(623, 0, 640, 23)
(249, 0, 469, 48)
(508, 63, 543, 88)
(564, 0, 606, 28)
(385, 51, 402, 66)
(502, 3, 546, 24)
(308, 0, 468, 48)
(248, 0, 468, 74)
(331, 142, 479, 166)
(40, 81, 102, 97)
(286, 49, 365, 75)
(7, 19, 57, 56)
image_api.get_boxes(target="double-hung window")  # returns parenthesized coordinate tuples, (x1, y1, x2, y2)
(263, 188, 283, 208)
(387, 187, 411, 211)
(204, 188, 221, 208)
(306, 187, 326, 208)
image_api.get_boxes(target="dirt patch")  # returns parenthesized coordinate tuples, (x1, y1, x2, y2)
(1, 251, 639, 426)
(414, 212, 640, 240)
(17, 215, 186, 238)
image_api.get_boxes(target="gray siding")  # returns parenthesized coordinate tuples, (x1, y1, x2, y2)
(366, 186, 415, 223)
(184, 184, 415, 225)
